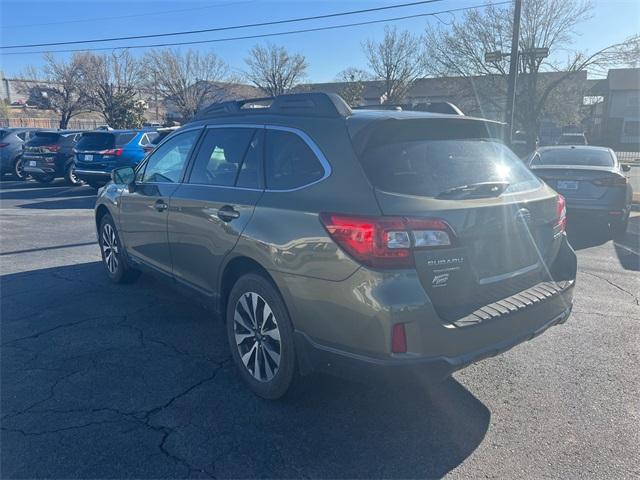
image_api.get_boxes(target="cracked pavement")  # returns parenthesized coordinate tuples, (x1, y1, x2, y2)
(1, 179, 639, 479)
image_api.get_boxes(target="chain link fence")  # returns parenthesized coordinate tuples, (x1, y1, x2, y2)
(0, 118, 102, 130)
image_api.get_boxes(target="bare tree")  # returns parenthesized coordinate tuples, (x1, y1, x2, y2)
(335, 68, 371, 106)
(244, 43, 308, 96)
(144, 49, 231, 120)
(17, 53, 91, 129)
(363, 26, 425, 104)
(79, 50, 146, 129)
(424, 0, 639, 147)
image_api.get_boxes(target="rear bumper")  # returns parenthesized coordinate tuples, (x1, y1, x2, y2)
(280, 235, 577, 383)
(296, 304, 572, 383)
(23, 165, 56, 175)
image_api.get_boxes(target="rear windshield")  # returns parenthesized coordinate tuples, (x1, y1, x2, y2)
(557, 135, 586, 145)
(0, 130, 8, 139)
(355, 119, 540, 197)
(26, 132, 62, 146)
(532, 149, 614, 167)
(76, 132, 136, 150)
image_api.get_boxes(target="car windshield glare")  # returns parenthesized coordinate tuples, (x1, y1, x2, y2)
(357, 120, 540, 198)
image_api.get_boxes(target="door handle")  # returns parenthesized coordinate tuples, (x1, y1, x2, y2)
(154, 200, 168, 212)
(217, 205, 240, 222)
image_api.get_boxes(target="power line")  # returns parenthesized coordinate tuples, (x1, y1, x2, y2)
(1, 0, 256, 29)
(1, 2, 510, 56)
(1, 0, 446, 50)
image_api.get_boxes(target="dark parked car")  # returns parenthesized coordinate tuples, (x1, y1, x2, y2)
(74, 129, 158, 189)
(95, 93, 576, 399)
(528, 146, 633, 235)
(0, 128, 41, 179)
(556, 133, 588, 145)
(22, 130, 84, 185)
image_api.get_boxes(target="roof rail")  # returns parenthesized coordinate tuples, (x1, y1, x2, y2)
(192, 92, 352, 121)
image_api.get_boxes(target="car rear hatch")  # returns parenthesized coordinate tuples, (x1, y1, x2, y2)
(22, 132, 62, 167)
(349, 117, 564, 322)
(532, 165, 625, 201)
(75, 132, 136, 170)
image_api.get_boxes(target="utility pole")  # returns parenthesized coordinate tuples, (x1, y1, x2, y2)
(504, 0, 522, 146)
(153, 71, 159, 122)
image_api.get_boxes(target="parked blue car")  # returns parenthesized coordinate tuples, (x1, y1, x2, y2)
(74, 129, 158, 188)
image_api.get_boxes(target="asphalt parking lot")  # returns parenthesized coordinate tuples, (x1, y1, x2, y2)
(1, 179, 638, 479)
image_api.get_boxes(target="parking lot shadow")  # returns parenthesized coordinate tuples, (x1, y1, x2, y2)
(614, 216, 640, 271)
(566, 219, 611, 250)
(19, 195, 96, 210)
(1, 262, 489, 479)
(0, 185, 95, 201)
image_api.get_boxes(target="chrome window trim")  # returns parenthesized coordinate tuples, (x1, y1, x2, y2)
(197, 123, 332, 192)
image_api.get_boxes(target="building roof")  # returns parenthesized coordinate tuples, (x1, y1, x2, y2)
(607, 68, 640, 90)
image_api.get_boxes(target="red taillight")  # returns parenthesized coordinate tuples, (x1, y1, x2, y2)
(556, 195, 567, 233)
(42, 144, 60, 153)
(319, 213, 454, 269)
(391, 323, 407, 353)
(100, 148, 123, 156)
(0, 143, 8, 148)
(592, 175, 627, 187)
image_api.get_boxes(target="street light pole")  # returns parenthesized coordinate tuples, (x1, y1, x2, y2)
(504, 0, 522, 146)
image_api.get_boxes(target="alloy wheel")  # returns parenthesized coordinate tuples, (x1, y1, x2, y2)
(101, 223, 119, 275)
(69, 169, 80, 184)
(14, 158, 26, 179)
(234, 292, 282, 382)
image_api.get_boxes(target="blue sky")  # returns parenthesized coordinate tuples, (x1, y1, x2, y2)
(1, 0, 638, 81)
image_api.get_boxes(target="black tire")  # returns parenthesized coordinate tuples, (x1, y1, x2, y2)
(98, 214, 140, 284)
(13, 156, 27, 180)
(226, 273, 298, 399)
(64, 164, 83, 186)
(33, 173, 55, 184)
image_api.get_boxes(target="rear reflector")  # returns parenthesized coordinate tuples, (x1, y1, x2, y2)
(320, 213, 455, 269)
(556, 195, 567, 233)
(391, 323, 407, 353)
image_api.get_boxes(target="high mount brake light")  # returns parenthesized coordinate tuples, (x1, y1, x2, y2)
(319, 213, 455, 269)
(556, 195, 567, 234)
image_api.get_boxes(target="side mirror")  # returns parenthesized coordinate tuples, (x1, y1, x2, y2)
(111, 166, 135, 191)
(621, 164, 631, 172)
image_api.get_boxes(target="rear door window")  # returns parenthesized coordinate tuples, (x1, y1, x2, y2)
(355, 119, 540, 197)
(188, 128, 258, 187)
(264, 129, 324, 190)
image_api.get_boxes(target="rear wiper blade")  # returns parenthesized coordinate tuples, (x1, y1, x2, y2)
(436, 181, 510, 199)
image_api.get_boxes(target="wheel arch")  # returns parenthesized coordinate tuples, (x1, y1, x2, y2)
(95, 204, 113, 231)
(219, 255, 294, 324)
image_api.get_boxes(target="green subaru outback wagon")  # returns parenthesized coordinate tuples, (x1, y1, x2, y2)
(95, 93, 576, 399)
